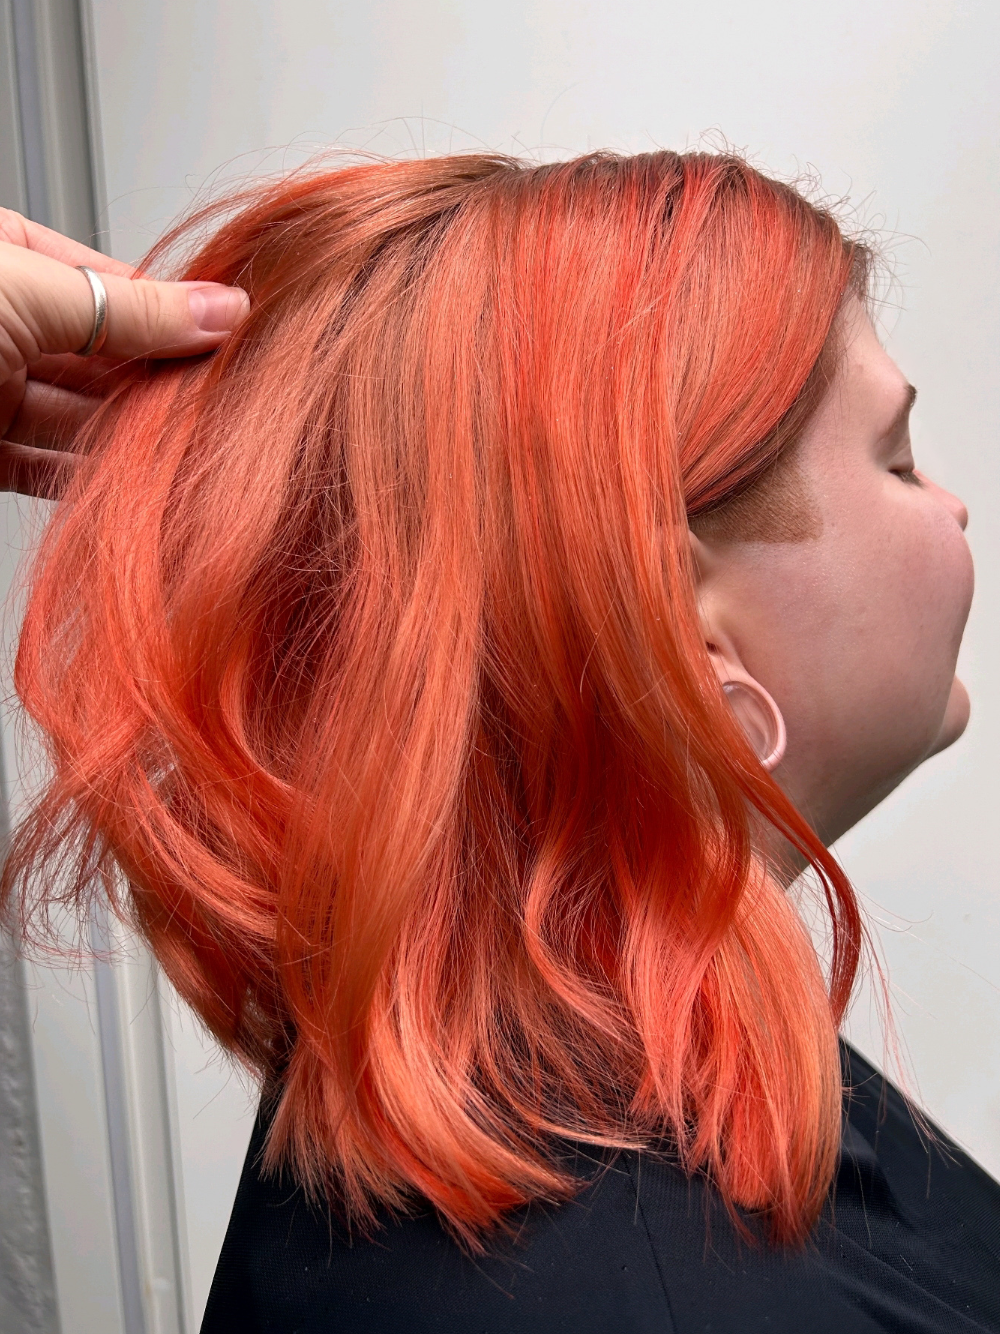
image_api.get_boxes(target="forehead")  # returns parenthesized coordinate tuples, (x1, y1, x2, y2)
(786, 302, 915, 514)
(834, 303, 913, 430)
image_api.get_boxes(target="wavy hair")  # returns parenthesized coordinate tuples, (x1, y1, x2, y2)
(5, 150, 866, 1244)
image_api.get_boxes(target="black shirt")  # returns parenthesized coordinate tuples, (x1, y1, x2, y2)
(201, 1044, 1000, 1332)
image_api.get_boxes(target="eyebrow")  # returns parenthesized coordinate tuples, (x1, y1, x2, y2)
(881, 383, 918, 441)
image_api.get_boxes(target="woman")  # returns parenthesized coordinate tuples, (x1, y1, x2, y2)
(1, 151, 996, 1332)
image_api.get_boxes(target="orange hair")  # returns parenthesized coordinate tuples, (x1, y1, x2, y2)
(5, 151, 865, 1244)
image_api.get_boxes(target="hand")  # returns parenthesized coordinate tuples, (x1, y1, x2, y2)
(0, 209, 249, 497)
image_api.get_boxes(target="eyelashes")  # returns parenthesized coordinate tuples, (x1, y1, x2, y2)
(892, 468, 922, 486)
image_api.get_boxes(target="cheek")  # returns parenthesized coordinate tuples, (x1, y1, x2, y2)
(869, 500, 973, 710)
(738, 498, 973, 786)
(835, 504, 969, 768)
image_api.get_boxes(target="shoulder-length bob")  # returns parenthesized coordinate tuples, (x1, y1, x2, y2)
(5, 150, 866, 1245)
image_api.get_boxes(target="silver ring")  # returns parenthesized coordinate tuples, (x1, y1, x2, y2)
(75, 264, 109, 357)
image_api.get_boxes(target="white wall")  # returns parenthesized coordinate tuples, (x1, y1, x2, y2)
(82, 0, 999, 1317)
(158, 988, 255, 1327)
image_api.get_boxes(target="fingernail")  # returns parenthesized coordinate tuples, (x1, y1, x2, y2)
(188, 285, 250, 333)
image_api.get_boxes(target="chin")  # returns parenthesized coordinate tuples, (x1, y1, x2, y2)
(929, 677, 971, 757)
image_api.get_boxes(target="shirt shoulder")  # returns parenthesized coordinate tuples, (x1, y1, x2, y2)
(201, 1046, 1000, 1334)
(201, 1136, 675, 1334)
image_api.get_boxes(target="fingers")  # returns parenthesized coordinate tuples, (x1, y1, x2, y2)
(0, 207, 135, 278)
(23, 352, 123, 393)
(0, 440, 76, 499)
(0, 240, 249, 371)
(0, 366, 26, 436)
(6, 380, 99, 450)
(98, 273, 251, 359)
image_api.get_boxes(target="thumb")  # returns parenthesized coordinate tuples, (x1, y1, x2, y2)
(0, 240, 249, 367)
(95, 274, 251, 359)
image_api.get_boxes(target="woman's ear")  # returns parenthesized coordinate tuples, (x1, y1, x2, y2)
(690, 530, 787, 771)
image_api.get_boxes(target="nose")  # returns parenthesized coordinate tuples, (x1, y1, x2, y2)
(916, 470, 968, 531)
(946, 489, 969, 532)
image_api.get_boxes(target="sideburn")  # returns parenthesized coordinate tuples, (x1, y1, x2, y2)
(690, 444, 823, 544)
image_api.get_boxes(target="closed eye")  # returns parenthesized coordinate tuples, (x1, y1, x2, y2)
(892, 468, 922, 485)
